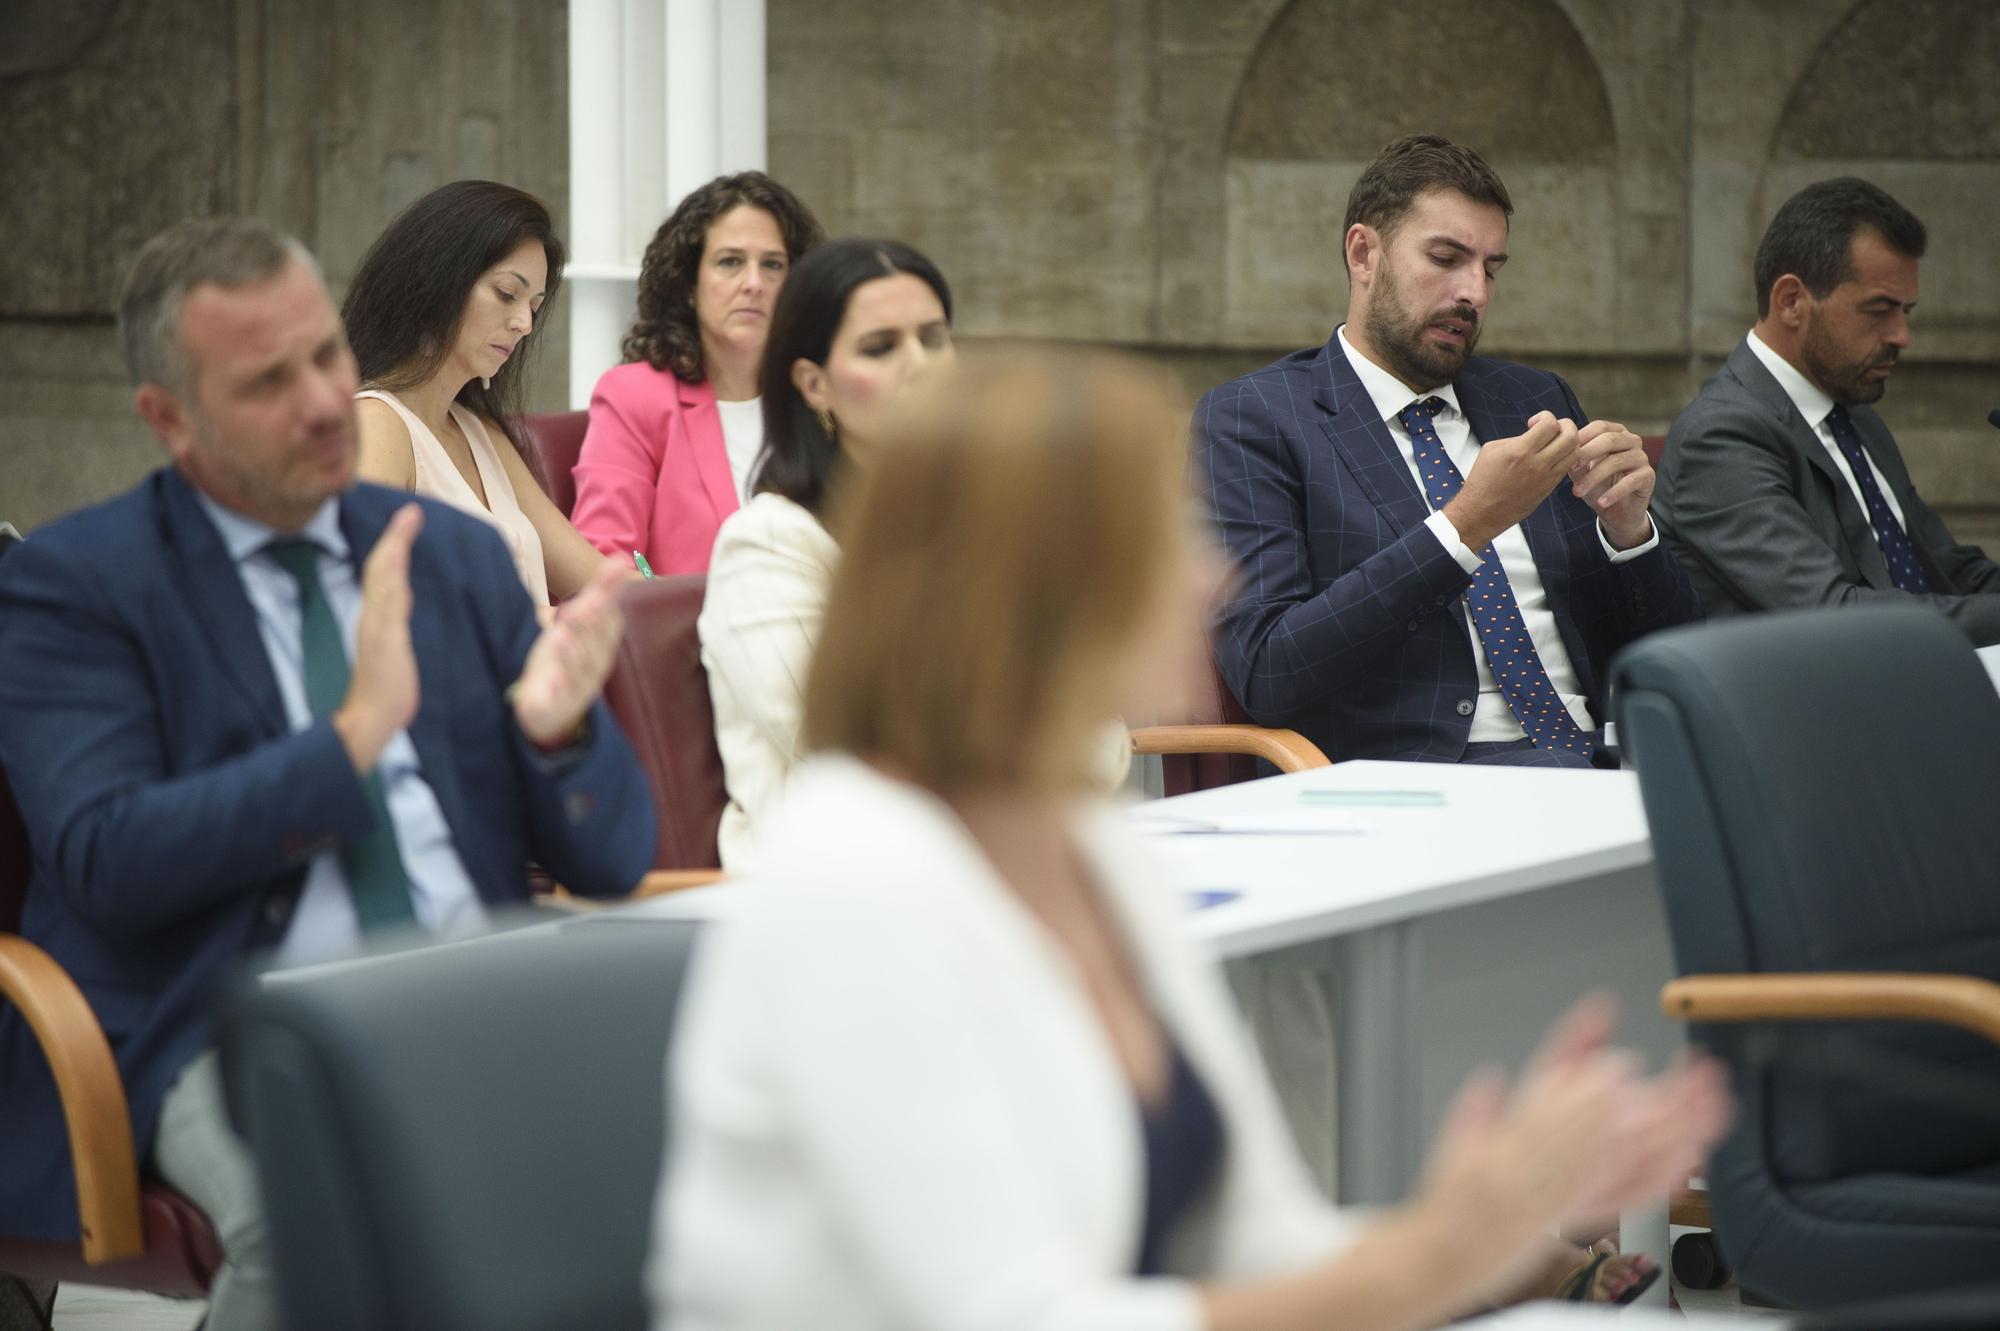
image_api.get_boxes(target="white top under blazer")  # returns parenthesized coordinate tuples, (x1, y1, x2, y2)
(650, 756, 1358, 1331)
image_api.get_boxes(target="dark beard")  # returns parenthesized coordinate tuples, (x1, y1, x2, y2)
(1365, 261, 1477, 391)
(1803, 314, 1894, 406)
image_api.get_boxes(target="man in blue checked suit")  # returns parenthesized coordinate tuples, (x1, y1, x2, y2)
(1196, 135, 1700, 768)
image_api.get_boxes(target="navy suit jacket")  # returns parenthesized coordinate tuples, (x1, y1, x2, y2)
(1195, 333, 1701, 763)
(0, 471, 658, 1239)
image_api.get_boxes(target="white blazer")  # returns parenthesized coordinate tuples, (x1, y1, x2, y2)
(696, 492, 840, 870)
(650, 757, 1357, 1331)
(696, 495, 1131, 870)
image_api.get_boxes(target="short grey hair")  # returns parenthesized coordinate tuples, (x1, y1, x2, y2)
(117, 217, 320, 393)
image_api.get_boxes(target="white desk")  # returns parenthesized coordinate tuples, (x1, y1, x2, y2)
(1132, 761, 1678, 1216)
(615, 760, 1678, 1211)
(1978, 642, 2000, 693)
(1461, 1306, 1779, 1329)
(1147, 760, 1651, 959)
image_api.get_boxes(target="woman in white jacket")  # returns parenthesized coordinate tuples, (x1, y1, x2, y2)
(652, 351, 1730, 1330)
(696, 238, 954, 869)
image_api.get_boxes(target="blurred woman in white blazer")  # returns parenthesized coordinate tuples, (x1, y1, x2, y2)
(650, 351, 1730, 1330)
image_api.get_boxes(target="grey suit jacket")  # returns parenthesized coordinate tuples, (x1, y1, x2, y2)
(1654, 338, 2000, 645)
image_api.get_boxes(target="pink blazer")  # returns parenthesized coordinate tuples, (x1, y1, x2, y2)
(571, 361, 739, 575)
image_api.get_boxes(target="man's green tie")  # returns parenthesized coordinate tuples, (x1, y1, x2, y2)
(266, 540, 418, 929)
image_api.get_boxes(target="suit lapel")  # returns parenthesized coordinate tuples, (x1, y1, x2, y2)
(156, 470, 288, 736)
(1310, 339, 1432, 536)
(681, 377, 740, 521)
(1725, 342, 1895, 590)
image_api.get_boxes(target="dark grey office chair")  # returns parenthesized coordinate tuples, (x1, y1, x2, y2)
(221, 916, 701, 1331)
(1612, 606, 2000, 1311)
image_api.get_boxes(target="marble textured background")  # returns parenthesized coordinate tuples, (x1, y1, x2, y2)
(4, 0, 1996, 548)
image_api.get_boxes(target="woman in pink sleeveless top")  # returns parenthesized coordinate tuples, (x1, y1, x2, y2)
(571, 172, 823, 576)
(343, 180, 606, 610)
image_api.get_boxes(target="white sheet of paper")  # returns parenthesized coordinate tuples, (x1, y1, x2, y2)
(1129, 810, 1371, 837)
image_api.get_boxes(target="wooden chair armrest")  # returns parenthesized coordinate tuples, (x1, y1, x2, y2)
(0, 935, 143, 1263)
(535, 868, 730, 912)
(1128, 724, 1331, 775)
(1660, 972, 2000, 1046)
(1669, 1184, 1711, 1229)
(632, 869, 728, 898)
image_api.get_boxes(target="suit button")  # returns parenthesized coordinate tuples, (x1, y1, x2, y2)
(1406, 619, 1420, 631)
(1455, 699, 1475, 717)
(1435, 594, 1450, 606)
(265, 895, 292, 928)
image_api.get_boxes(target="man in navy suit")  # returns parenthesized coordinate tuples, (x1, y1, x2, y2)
(0, 219, 655, 1327)
(1196, 135, 1699, 767)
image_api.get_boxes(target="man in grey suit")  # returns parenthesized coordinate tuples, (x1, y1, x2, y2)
(1656, 178, 2000, 643)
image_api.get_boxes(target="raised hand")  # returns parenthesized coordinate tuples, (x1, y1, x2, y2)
(333, 502, 424, 773)
(510, 557, 633, 748)
(1568, 421, 1657, 549)
(1442, 411, 1579, 549)
(1409, 996, 1731, 1305)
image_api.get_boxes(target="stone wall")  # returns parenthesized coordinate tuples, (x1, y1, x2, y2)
(8, 0, 1998, 548)
(0, 0, 569, 532)
(768, 0, 2000, 549)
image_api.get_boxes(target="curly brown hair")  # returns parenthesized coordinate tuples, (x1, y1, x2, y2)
(621, 171, 824, 382)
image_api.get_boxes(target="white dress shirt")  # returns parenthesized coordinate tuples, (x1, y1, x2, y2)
(1744, 328, 1908, 528)
(715, 396, 765, 503)
(194, 493, 486, 966)
(1335, 326, 1657, 741)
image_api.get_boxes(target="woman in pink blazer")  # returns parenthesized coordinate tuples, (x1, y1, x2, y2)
(571, 172, 823, 574)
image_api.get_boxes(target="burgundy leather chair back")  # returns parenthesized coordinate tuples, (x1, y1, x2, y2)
(1642, 434, 1666, 468)
(1, 761, 29, 935)
(513, 411, 590, 518)
(1161, 658, 1264, 797)
(602, 576, 728, 870)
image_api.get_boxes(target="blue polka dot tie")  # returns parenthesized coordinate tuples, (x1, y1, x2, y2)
(1398, 397, 1592, 757)
(1826, 406, 1930, 594)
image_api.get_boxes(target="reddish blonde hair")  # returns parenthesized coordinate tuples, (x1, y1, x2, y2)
(804, 349, 1191, 795)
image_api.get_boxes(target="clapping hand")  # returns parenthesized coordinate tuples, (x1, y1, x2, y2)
(1412, 995, 1731, 1305)
(334, 503, 425, 772)
(511, 559, 634, 748)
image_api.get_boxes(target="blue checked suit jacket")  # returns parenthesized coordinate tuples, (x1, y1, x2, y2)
(1195, 333, 1701, 763)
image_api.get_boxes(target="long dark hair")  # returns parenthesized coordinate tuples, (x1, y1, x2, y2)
(622, 171, 823, 382)
(341, 180, 565, 453)
(756, 238, 953, 518)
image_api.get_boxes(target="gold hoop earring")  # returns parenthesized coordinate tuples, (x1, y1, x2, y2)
(815, 407, 837, 439)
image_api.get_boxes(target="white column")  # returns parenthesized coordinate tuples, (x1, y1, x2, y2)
(715, 2, 767, 185)
(567, 0, 766, 409)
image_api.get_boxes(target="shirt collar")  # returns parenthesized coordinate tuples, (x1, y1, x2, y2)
(1745, 328, 1836, 430)
(193, 490, 349, 565)
(1336, 324, 1464, 426)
